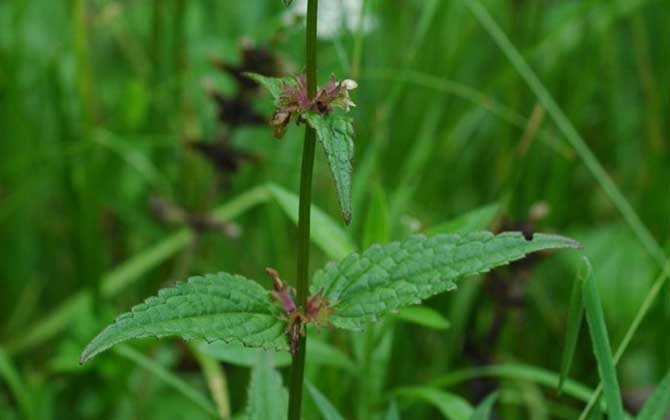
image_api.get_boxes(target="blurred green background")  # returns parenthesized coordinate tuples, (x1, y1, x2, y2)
(1, 0, 669, 418)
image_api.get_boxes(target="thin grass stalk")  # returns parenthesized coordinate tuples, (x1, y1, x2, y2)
(288, 1, 318, 419)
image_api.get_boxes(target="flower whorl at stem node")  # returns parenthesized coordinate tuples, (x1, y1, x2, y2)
(266, 268, 332, 355)
(270, 74, 357, 139)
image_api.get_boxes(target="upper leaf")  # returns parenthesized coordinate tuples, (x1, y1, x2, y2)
(311, 231, 580, 330)
(303, 112, 354, 224)
(80, 273, 287, 363)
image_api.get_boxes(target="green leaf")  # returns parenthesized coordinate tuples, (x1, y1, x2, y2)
(583, 269, 624, 420)
(80, 273, 288, 363)
(312, 232, 579, 330)
(267, 183, 355, 260)
(427, 203, 499, 234)
(114, 345, 218, 418)
(469, 392, 498, 420)
(306, 381, 345, 420)
(558, 257, 589, 394)
(396, 386, 473, 420)
(303, 112, 355, 224)
(636, 370, 670, 420)
(432, 363, 595, 404)
(385, 401, 401, 420)
(247, 352, 288, 420)
(0, 348, 36, 420)
(244, 72, 294, 103)
(362, 185, 391, 249)
(393, 306, 450, 330)
(198, 336, 355, 372)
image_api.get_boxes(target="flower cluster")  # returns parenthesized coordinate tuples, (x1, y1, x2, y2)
(271, 75, 357, 138)
(266, 268, 332, 355)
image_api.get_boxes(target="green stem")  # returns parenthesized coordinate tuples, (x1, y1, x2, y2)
(288, 1, 318, 419)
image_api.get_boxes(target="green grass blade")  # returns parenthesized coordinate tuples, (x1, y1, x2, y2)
(464, 0, 666, 267)
(583, 269, 624, 420)
(0, 348, 36, 420)
(431, 363, 594, 403)
(393, 306, 451, 330)
(558, 258, 589, 393)
(267, 183, 355, 260)
(247, 351, 288, 420)
(115, 345, 218, 418)
(306, 381, 344, 420)
(396, 386, 474, 420)
(578, 262, 670, 420)
(635, 370, 670, 420)
(192, 345, 231, 420)
(427, 203, 500, 235)
(385, 400, 401, 420)
(362, 185, 390, 249)
(469, 392, 498, 420)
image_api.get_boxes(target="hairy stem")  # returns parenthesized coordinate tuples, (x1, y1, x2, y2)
(288, 1, 318, 419)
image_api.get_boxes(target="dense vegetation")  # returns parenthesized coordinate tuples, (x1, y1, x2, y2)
(1, 0, 668, 419)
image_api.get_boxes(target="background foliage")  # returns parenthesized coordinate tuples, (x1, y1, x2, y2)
(1, 0, 668, 418)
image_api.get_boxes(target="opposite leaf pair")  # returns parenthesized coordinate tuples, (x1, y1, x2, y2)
(80, 231, 579, 363)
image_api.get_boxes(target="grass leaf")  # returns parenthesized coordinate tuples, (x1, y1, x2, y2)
(635, 370, 670, 420)
(469, 392, 498, 420)
(385, 400, 401, 420)
(583, 268, 625, 420)
(396, 386, 473, 420)
(0, 348, 36, 420)
(558, 257, 589, 393)
(267, 183, 355, 260)
(393, 306, 451, 330)
(115, 345, 218, 418)
(428, 203, 500, 235)
(306, 381, 345, 420)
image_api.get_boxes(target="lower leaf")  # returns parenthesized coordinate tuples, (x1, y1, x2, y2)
(80, 273, 288, 364)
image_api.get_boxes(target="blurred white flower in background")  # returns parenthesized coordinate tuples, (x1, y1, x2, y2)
(284, 0, 377, 39)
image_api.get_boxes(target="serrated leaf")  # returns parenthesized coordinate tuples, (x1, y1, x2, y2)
(303, 112, 354, 224)
(247, 352, 288, 420)
(80, 273, 288, 363)
(636, 369, 670, 420)
(244, 72, 294, 103)
(312, 232, 580, 330)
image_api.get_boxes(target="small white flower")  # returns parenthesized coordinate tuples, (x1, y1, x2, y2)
(284, 0, 377, 39)
(341, 79, 358, 90)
